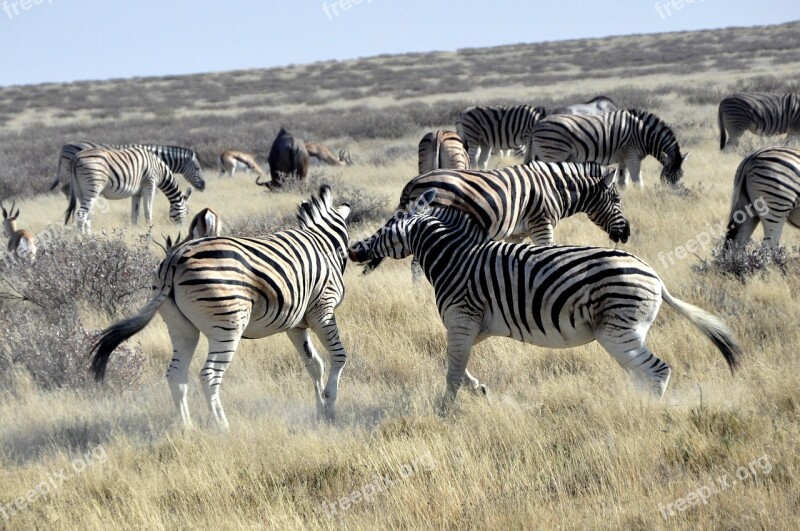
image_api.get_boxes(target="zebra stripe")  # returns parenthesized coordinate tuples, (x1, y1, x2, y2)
(417, 130, 469, 173)
(91, 186, 351, 429)
(350, 205, 742, 406)
(64, 146, 192, 233)
(52, 141, 205, 195)
(725, 146, 800, 248)
(456, 105, 546, 170)
(718, 93, 800, 150)
(528, 109, 688, 187)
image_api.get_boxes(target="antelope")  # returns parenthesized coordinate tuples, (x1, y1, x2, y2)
(2, 199, 37, 262)
(186, 207, 222, 240)
(217, 149, 267, 179)
(305, 142, 353, 166)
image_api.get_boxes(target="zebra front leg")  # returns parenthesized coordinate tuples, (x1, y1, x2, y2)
(596, 325, 671, 398)
(130, 195, 142, 225)
(141, 181, 157, 227)
(528, 219, 555, 245)
(312, 315, 348, 422)
(200, 334, 241, 431)
(616, 160, 629, 189)
(440, 319, 481, 413)
(410, 258, 424, 283)
(625, 156, 643, 188)
(161, 299, 200, 428)
(477, 145, 492, 170)
(286, 327, 326, 419)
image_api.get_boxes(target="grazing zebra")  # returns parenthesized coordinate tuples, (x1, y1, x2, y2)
(305, 142, 353, 166)
(417, 130, 469, 173)
(51, 141, 205, 197)
(718, 93, 800, 150)
(724, 146, 797, 249)
(528, 109, 688, 187)
(217, 149, 267, 180)
(549, 95, 619, 116)
(1, 199, 36, 262)
(349, 199, 742, 407)
(456, 105, 547, 169)
(362, 162, 630, 276)
(265, 128, 310, 188)
(91, 186, 351, 429)
(65, 147, 192, 234)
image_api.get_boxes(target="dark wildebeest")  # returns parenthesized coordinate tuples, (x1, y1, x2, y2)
(263, 128, 310, 188)
(549, 96, 618, 116)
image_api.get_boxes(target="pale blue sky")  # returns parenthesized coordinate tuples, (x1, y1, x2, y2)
(0, 0, 797, 87)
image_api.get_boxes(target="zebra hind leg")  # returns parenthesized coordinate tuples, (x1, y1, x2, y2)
(311, 315, 348, 422)
(199, 334, 242, 431)
(286, 327, 326, 420)
(439, 321, 481, 414)
(161, 299, 200, 428)
(596, 325, 671, 398)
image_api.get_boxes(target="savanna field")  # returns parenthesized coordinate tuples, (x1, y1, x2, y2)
(1, 21, 800, 530)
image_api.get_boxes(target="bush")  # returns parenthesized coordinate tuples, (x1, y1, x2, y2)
(693, 240, 800, 280)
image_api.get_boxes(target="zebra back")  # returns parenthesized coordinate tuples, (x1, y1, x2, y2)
(398, 161, 629, 243)
(457, 105, 547, 151)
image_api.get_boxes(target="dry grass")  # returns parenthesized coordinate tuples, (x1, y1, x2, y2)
(2, 23, 800, 531)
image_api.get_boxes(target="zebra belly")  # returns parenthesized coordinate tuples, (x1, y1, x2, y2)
(480, 305, 596, 348)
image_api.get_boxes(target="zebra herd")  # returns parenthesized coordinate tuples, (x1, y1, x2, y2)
(6, 91, 798, 430)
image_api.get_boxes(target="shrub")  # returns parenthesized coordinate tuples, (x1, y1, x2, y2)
(693, 240, 800, 280)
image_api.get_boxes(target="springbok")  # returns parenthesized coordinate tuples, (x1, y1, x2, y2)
(305, 142, 353, 166)
(217, 149, 267, 179)
(2, 199, 37, 262)
(187, 207, 222, 240)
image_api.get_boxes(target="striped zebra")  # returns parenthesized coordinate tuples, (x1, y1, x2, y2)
(363, 162, 630, 276)
(65, 146, 192, 234)
(91, 186, 351, 429)
(349, 199, 742, 407)
(51, 141, 205, 196)
(718, 93, 800, 150)
(724, 146, 797, 249)
(527, 109, 688, 187)
(456, 105, 547, 170)
(418, 130, 469, 173)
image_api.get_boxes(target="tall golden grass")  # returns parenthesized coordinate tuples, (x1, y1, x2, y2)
(2, 49, 800, 531)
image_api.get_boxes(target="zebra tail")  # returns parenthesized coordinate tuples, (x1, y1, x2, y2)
(90, 269, 175, 381)
(64, 161, 78, 224)
(718, 104, 728, 150)
(661, 286, 742, 374)
(724, 159, 750, 244)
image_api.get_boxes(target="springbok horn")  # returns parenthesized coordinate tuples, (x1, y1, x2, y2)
(0, 199, 6, 218)
(10, 199, 18, 218)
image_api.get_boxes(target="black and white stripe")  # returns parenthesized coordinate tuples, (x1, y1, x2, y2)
(350, 204, 742, 406)
(718, 93, 800, 150)
(91, 186, 351, 429)
(725, 146, 800, 248)
(52, 141, 205, 196)
(64, 146, 192, 233)
(456, 105, 546, 169)
(418, 130, 469, 173)
(528, 109, 688, 187)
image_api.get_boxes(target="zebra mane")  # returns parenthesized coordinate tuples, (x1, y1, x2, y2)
(627, 108, 680, 153)
(296, 185, 335, 230)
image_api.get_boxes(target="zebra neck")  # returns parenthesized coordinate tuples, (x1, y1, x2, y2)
(147, 145, 191, 173)
(410, 218, 484, 288)
(156, 170, 181, 202)
(307, 228, 348, 273)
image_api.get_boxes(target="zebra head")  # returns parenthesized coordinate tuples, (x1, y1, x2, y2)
(585, 169, 630, 244)
(182, 152, 206, 191)
(169, 188, 193, 224)
(661, 151, 690, 185)
(349, 190, 437, 267)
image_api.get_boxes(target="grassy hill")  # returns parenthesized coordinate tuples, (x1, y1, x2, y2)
(1, 20, 799, 529)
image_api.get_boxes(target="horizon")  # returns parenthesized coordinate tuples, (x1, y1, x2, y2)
(0, 0, 798, 88)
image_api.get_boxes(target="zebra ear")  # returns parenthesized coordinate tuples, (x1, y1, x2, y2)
(409, 189, 437, 216)
(338, 202, 351, 221)
(602, 168, 616, 187)
(682, 151, 691, 162)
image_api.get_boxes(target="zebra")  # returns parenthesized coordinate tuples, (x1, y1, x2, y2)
(417, 130, 469, 173)
(456, 105, 547, 170)
(549, 95, 619, 116)
(362, 161, 630, 276)
(724, 146, 797, 249)
(64, 146, 192, 234)
(349, 197, 742, 408)
(51, 141, 205, 197)
(1, 199, 36, 262)
(527, 109, 688, 187)
(718, 93, 800, 151)
(90, 186, 351, 429)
